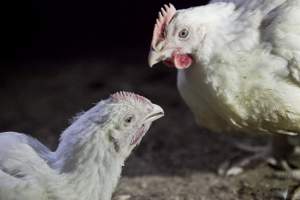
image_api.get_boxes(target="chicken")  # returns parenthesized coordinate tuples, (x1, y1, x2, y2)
(0, 92, 164, 200)
(148, 1, 300, 176)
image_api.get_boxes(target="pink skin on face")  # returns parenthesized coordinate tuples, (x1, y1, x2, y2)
(130, 125, 146, 145)
(164, 51, 193, 69)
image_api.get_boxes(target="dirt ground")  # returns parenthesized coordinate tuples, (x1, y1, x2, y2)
(0, 58, 298, 200)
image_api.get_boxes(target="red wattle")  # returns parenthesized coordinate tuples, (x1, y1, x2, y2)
(173, 54, 193, 69)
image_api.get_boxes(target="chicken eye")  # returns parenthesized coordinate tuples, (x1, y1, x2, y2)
(124, 114, 135, 124)
(178, 28, 189, 39)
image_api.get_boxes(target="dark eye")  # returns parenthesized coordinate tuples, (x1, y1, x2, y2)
(178, 28, 189, 39)
(124, 114, 135, 124)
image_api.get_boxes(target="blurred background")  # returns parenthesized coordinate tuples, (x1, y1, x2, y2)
(0, 0, 296, 199)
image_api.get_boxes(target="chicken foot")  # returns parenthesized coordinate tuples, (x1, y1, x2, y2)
(218, 134, 295, 176)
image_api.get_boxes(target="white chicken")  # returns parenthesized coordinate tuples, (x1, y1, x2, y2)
(149, 1, 300, 175)
(0, 92, 164, 200)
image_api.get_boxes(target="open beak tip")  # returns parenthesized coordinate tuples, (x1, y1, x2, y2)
(153, 105, 165, 118)
(146, 104, 164, 122)
(148, 57, 157, 68)
(148, 50, 162, 68)
(149, 63, 155, 68)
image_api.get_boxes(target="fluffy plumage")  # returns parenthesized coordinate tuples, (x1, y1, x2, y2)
(149, 0, 300, 175)
(0, 92, 164, 200)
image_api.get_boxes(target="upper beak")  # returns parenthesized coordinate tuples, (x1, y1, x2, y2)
(148, 49, 164, 67)
(145, 104, 164, 122)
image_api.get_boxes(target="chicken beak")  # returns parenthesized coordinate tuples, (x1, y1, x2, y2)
(148, 49, 164, 67)
(145, 104, 164, 122)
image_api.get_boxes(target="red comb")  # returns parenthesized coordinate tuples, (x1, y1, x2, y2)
(151, 3, 176, 49)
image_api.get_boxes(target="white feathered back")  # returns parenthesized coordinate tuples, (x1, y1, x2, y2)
(210, 0, 287, 15)
(209, 0, 300, 84)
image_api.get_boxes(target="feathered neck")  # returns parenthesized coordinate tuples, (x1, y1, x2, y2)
(52, 104, 124, 200)
(192, 2, 262, 64)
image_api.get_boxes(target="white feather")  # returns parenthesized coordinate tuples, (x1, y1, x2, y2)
(0, 93, 164, 200)
(174, 0, 300, 134)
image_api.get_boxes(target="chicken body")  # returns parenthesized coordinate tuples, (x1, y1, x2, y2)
(0, 92, 164, 200)
(178, 49, 300, 136)
(177, 0, 300, 136)
(149, 0, 300, 175)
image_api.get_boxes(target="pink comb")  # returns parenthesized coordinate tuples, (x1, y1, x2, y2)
(111, 91, 151, 105)
(151, 3, 176, 49)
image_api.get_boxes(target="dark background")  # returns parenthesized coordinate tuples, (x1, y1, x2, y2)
(2, 0, 209, 63)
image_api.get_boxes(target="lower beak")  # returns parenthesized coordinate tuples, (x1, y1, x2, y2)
(148, 50, 164, 67)
(145, 104, 164, 122)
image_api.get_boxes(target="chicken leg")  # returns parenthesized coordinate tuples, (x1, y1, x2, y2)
(218, 134, 295, 176)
